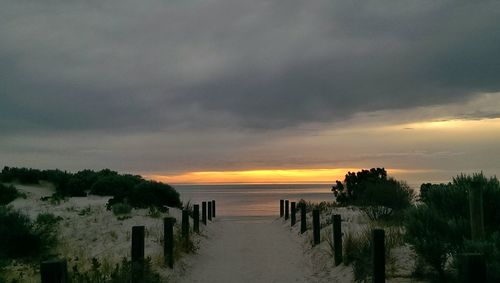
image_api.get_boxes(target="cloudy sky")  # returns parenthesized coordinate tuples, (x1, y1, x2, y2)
(1, 0, 499, 184)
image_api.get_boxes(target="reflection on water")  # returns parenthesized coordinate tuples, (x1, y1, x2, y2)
(175, 184, 335, 216)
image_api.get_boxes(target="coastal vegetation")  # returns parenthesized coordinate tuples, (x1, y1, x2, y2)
(325, 168, 500, 282)
(0, 166, 181, 209)
(0, 183, 25, 205)
(0, 166, 187, 282)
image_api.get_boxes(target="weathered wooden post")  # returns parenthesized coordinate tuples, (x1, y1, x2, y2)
(333, 214, 342, 266)
(212, 200, 216, 218)
(202, 201, 207, 225)
(285, 200, 289, 220)
(182, 210, 189, 240)
(280, 199, 284, 217)
(40, 259, 68, 283)
(131, 225, 145, 283)
(469, 181, 485, 240)
(131, 226, 145, 262)
(372, 229, 385, 283)
(164, 217, 176, 268)
(208, 201, 212, 221)
(459, 253, 486, 283)
(291, 202, 296, 226)
(313, 209, 320, 246)
(300, 203, 307, 234)
(193, 204, 200, 233)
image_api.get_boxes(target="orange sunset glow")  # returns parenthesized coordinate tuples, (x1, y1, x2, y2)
(147, 168, 414, 184)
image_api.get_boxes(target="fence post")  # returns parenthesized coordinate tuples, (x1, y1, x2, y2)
(182, 210, 189, 241)
(208, 201, 212, 221)
(212, 200, 216, 218)
(372, 229, 385, 283)
(285, 200, 289, 220)
(459, 253, 486, 283)
(280, 199, 284, 217)
(193, 204, 200, 233)
(131, 226, 145, 283)
(202, 201, 207, 225)
(164, 217, 176, 268)
(40, 259, 68, 283)
(313, 209, 320, 246)
(469, 181, 485, 240)
(291, 202, 296, 226)
(300, 203, 307, 234)
(333, 214, 342, 266)
(131, 226, 145, 262)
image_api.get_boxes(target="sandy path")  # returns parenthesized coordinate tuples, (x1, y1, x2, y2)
(179, 216, 316, 283)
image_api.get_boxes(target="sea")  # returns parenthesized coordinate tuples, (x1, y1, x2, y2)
(174, 184, 334, 217)
(175, 183, 422, 217)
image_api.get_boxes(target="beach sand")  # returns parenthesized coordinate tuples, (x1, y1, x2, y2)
(179, 216, 320, 283)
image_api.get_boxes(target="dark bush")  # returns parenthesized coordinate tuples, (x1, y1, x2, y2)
(420, 173, 500, 233)
(404, 206, 456, 280)
(405, 173, 500, 281)
(459, 232, 500, 283)
(333, 168, 414, 219)
(126, 181, 181, 209)
(70, 257, 161, 283)
(0, 183, 23, 205)
(0, 167, 40, 184)
(359, 179, 414, 220)
(0, 207, 39, 258)
(1, 166, 182, 210)
(0, 207, 60, 260)
(90, 174, 142, 197)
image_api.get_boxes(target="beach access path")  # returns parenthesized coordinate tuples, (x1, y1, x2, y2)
(178, 216, 320, 283)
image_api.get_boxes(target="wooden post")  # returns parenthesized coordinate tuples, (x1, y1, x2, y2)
(469, 181, 485, 240)
(208, 201, 212, 221)
(193, 204, 200, 233)
(459, 253, 486, 283)
(212, 200, 216, 218)
(291, 202, 296, 226)
(285, 200, 289, 220)
(280, 199, 284, 217)
(372, 229, 385, 283)
(40, 259, 68, 283)
(182, 210, 189, 240)
(202, 201, 207, 225)
(131, 226, 145, 283)
(333, 214, 342, 266)
(131, 226, 145, 262)
(164, 217, 176, 268)
(300, 203, 307, 234)
(313, 209, 320, 246)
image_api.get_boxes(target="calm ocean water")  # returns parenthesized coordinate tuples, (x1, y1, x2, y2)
(174, 184, 334, 216)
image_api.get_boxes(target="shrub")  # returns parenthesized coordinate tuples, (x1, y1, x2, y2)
(333, 168, 388, 205)
(0, 207, 59, 260)
(126, 181, 181, 209)
(35, 213, 62, 228)
(297, 199, 336, 213)
(404, 206, 466, 281)
(0, 184, 23, 205)
(333, 168, 414, 220)
(147, 206, 162, 218)
(342, 226, 403, 282)
(458, 232, 500, 283)
(90, 174, 142, 197)
(112, 202, 132, 216)
(70, 257, 162, 283)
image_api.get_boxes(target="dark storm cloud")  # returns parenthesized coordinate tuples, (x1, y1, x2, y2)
(1, 0, 500, 132)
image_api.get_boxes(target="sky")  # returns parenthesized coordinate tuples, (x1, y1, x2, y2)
(1, 0, 500, 184)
